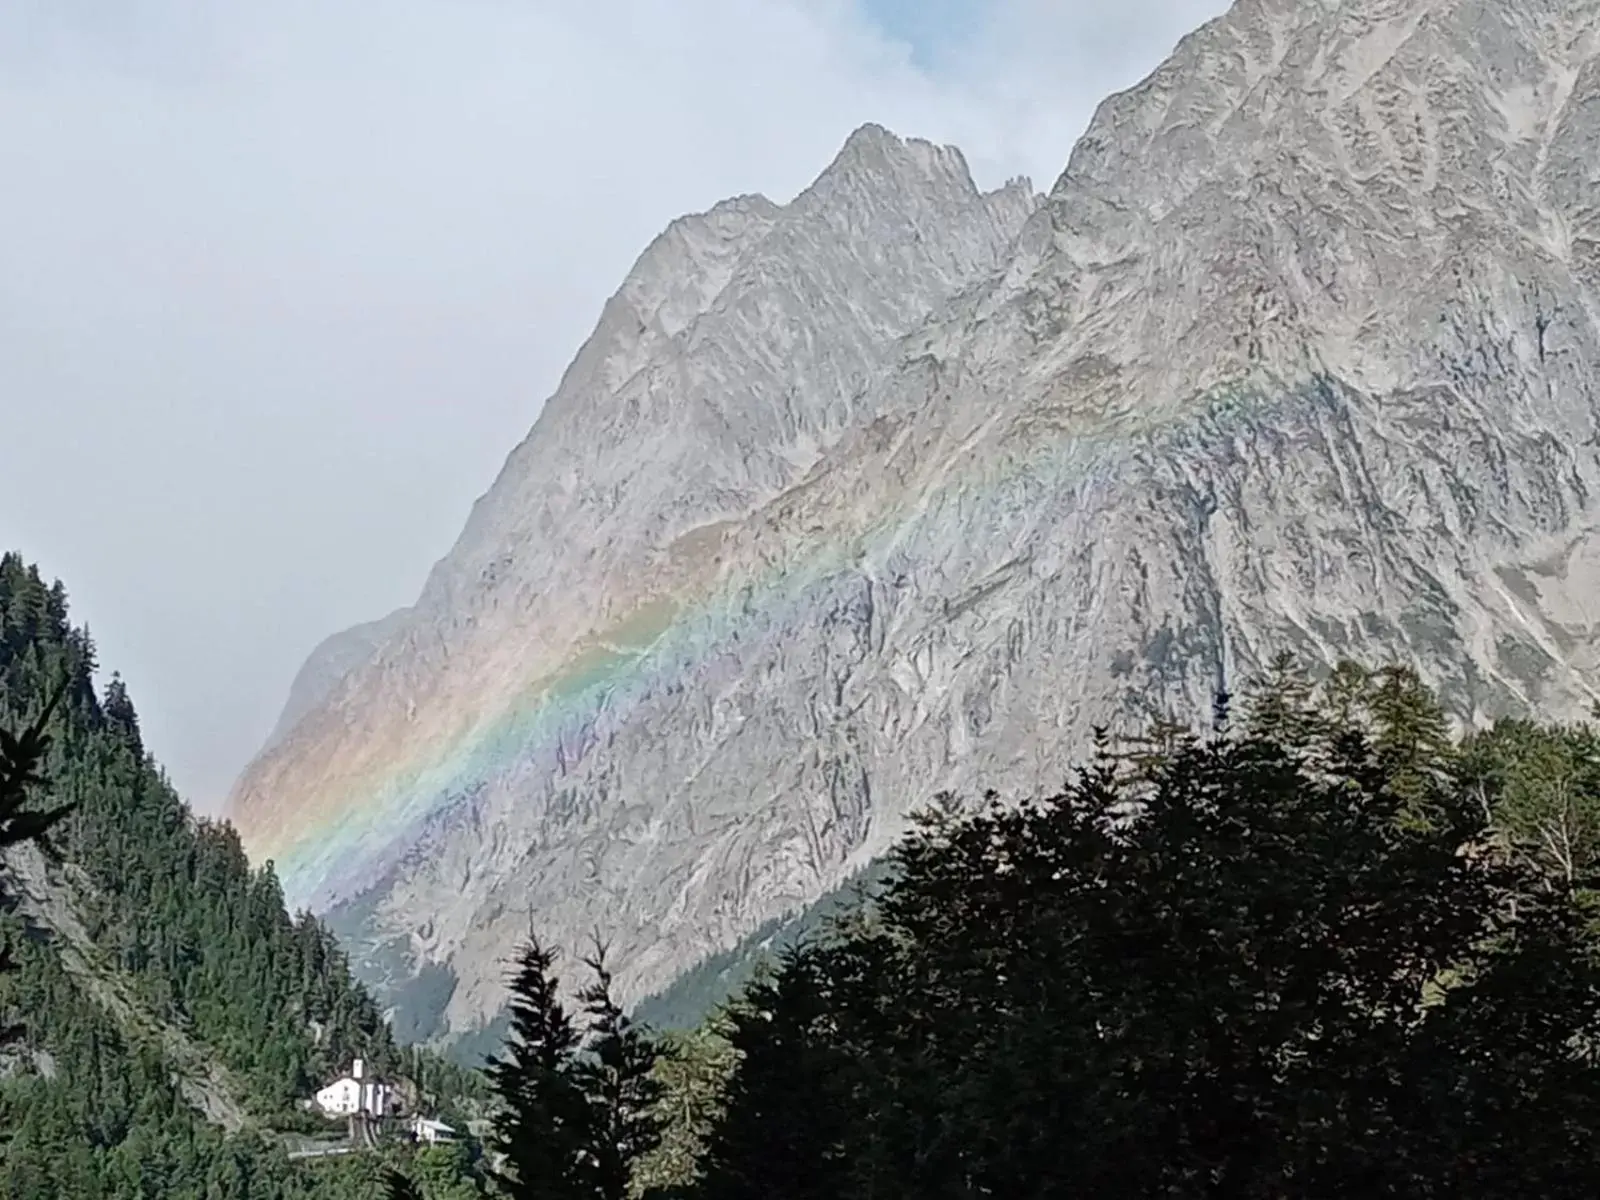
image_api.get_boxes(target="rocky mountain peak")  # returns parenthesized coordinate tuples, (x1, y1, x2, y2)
(822, 122, 974, 188)
(232, 0, 1600, 1043)
(232, 118, 1041, 923)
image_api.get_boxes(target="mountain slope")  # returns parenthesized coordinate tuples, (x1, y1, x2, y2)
(628, 858, 895, 1034)
(264, 607, 413, 752)
(232, 0, 1600, 1043)
(229, 127, 1041, 1032)
(0, 554, 482, 1197)
(2, 842, 251, 1133)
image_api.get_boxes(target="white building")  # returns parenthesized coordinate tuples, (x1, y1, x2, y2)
(314, 1057, 399, 1118)
(410, 1116, 458, 1145)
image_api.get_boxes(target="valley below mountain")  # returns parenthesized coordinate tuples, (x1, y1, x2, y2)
(229, 0, 1600, 1045)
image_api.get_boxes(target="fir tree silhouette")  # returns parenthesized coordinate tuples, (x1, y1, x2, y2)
(485, 935, 590, 1199)
(0, 682, 74, 1048)
(573, 938, 666, 1200)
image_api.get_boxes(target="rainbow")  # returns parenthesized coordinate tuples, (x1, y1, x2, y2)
(262, 376, 1275, 914)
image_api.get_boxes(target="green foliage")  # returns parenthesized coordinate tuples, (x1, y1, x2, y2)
(572, 943, 665, 1200)
(1463, 718, 1600, 887)
(681, 659, 1600, 1199)
(629, 860, 895, 1033)
(486, 937, 669, 1200)
(0, 553, 485, 1198)
(0, 554, 399, 1114)
(485, 937, 590, 1199)
(405, 1144, 486, 1200)
(15, 541, 1600, 1198)
(0, 679, 74, 858)
(625, 918, 788, 1036)
(632, 1025, 736, 1196)
(0, 677, 74, 1049)
(393, 1042, 490, 1135)
(691, 945, 870, 1200)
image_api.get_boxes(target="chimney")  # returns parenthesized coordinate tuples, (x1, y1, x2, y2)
(352, 1057, 365, 1080)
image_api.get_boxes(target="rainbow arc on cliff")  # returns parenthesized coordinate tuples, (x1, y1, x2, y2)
(261, 357, 1271, 913)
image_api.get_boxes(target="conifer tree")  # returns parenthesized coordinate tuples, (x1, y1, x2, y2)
(1365, 662, 1459, 828)
(682, 657, 1600, 1198)
(573, 939, 667, 1200)
(0, 556, 488, 1197)
(693, 946, 862, 1200)
(102, 673, 143, 757)
(633, 1023, 738, 1196)
(0, 682, 74, 1049)
(1240, 649, 1322, 747)
(485, 935, 590, 1199)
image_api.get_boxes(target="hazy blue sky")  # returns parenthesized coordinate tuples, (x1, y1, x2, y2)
(862, 0, 986, 66)
(0, 0, 1227, 813)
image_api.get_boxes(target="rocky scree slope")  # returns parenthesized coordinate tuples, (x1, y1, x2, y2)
(232, 0, 1600, 1043)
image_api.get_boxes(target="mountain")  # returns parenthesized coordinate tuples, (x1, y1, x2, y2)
(229, 125, 1042, 1035)
(0, 555, 483, 1197)
(230, 0, 1600, 1045)
(264, 608, 413, 752)
(628, 858, 896, 1034)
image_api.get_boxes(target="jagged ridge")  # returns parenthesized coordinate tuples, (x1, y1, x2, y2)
(231, 0, 1600, 1043)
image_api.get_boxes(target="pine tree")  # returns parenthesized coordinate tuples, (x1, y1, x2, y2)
(573, 940, 666, 1200)
(486, 935, 590, 1199)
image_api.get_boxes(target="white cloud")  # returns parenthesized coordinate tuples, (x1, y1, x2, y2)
(0, 0, 1226, 811)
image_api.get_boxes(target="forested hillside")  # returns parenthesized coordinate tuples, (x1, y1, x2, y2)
(0, 553, 485, 1199)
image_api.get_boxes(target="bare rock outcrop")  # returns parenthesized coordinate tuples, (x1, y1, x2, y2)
(230, 0, 1600, 1040)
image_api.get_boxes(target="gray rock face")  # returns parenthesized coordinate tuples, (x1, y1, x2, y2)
(263, 608, 411, 751)
(230, 0, 1600, 1040)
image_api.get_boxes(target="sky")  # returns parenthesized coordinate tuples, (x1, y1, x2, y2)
(0, 0, 1229, 814)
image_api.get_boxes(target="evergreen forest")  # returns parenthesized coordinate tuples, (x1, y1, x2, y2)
(0, 554, 487, 1199)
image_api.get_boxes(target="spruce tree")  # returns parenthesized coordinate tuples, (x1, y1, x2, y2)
(485, 935, 590, 1199)
(1240, 648, 1322, 747)
(1365, 662, 1458, 829)
(573, 940, 666, 1200)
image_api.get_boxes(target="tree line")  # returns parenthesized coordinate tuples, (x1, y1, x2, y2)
(474, 656, 1600, 1199)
